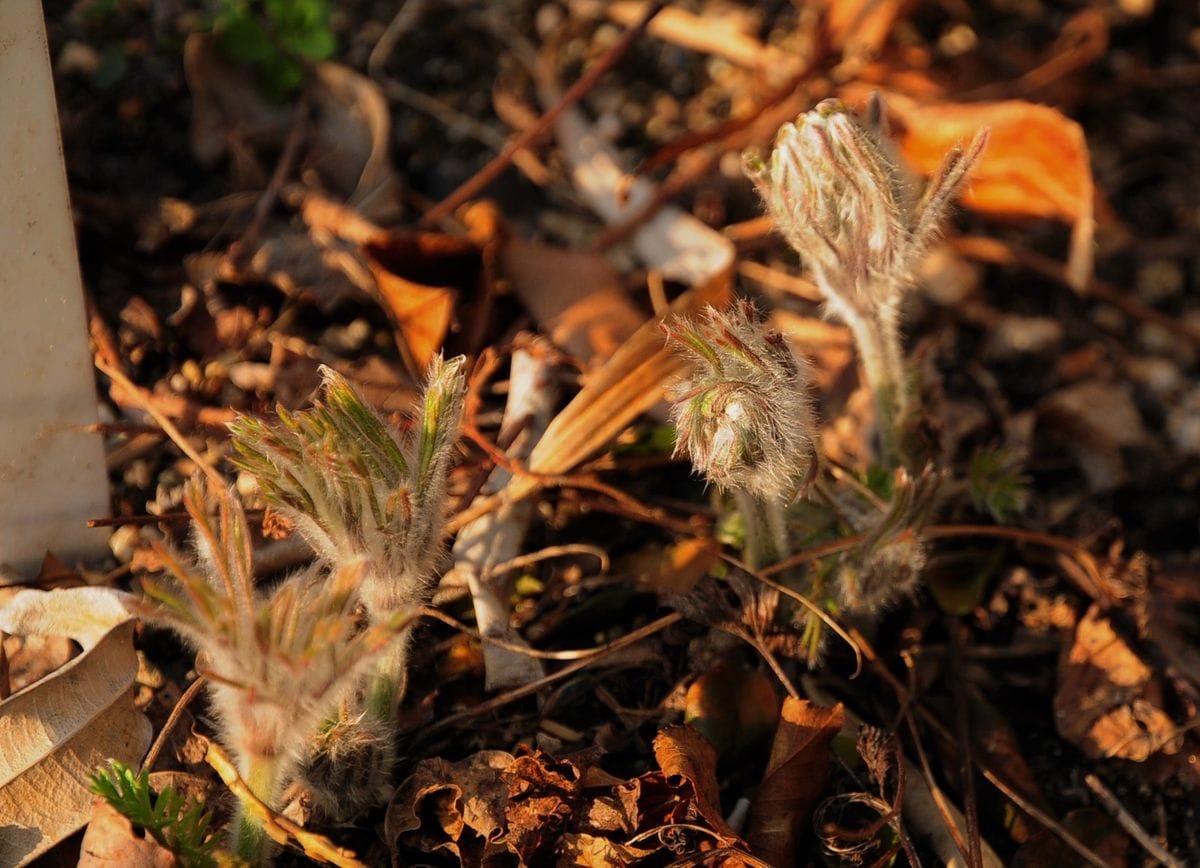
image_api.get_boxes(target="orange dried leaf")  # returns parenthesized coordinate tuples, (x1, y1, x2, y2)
(509, 272, 731, 502)
(884, 95, 1096, 289)
(652, 724, 738, 841)
(744, 698, 844, 868)
(1054, 604, 1182, 761)
(363, 233, 475, 372)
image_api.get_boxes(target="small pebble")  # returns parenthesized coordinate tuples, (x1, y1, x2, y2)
(1136, 259, 1184, 303)
(1167, 387, 1200, 456)
(983, 314, 1063, 360)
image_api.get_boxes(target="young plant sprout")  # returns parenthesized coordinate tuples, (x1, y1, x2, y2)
(138, 479, 407, 863)
(833, 466, 942, 615)
(229, 357, 465, 713)
(227, 356, 466, 817)
(668, 101, 983, 665)
(664, 301, 817, 569)
(744, 96, 986, 465)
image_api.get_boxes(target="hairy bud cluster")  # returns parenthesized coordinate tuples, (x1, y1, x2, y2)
(835, 466, 942, 615)
(229, 357, 466, 620)
(745, 97, 987, 324)
(139, 481, 405, 808)
(664, 301, 817, 503)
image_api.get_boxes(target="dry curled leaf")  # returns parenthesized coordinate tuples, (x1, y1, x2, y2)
(504, 751, 582, 864)
(651, 724, 738, 842)
(0, 588, 149, 865)
(744, 698, 845, 868)
(386, 750, 513, 863)
(1054, 604, 1182, 761)
(877, 92, 1096, 290)
(78, 797, 178, 868)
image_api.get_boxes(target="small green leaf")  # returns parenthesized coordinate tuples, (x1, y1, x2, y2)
(280, 25, 335, 61)
(90, 760, 219, 868)
(216, 14, 273, 65)
(968, 445, 1030, 523)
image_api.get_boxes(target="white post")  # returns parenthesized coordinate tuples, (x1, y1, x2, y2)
(0, 0, 110, 577)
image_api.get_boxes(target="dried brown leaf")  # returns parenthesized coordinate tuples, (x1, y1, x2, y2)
(78, 797, 178, 868)
(502, 236, 645, 370)
(0, 586, 150, 865)
(879, 93, 1096, 289)
(1055, 604, 1181, 761)
(652, 724, 738, 841)
(385, 750, 513, 855)
(363, 232, 476, 372)
(504, 751, 582, 864)
(744, 698, 845, 868)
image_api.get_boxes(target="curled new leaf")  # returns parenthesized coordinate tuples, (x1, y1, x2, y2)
(665, 300, 818, 502)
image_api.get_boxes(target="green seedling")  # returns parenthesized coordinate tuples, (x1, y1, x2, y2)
(212, 0, 336, 100)
(228, 357, 465, 819)
(89, 760, 219, 868)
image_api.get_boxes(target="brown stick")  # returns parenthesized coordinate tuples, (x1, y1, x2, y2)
(416, 611, 682, 732)
(1084, 774, 1185, 868)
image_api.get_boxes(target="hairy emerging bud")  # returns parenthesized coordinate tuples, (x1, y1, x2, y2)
(228, 357, 466, 621)
(745, 97, 986, 463)
(835, 466, 942, 614)
(137, 481, 406, 811)
(745, 96, 986, 322)
(664, 301, 817, 502)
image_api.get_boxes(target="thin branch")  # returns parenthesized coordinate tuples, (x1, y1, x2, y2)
(140, 676, 207, 775)
(1084, 773, 1185, 868)
(416, 611, 682, 732)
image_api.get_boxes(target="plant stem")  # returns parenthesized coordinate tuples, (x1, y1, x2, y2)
(366, 640, 409, 721)
(231, 753, 282, 865)
(734, 490, 789, 570)
(847, 309, 907, 467)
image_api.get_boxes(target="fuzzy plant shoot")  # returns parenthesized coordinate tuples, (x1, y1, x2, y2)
(745, 97, 986, 466)
(137, 480, 406, 863)
(228, 356, 465, 817)
(664, 301, 817, 569)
